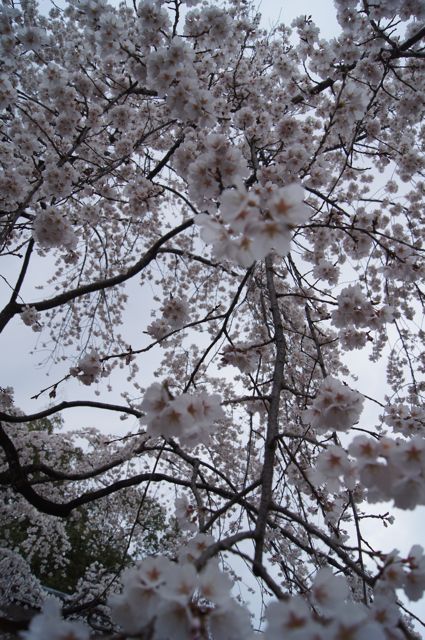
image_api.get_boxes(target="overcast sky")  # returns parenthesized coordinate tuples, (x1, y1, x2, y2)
(258, 0, 339, 37)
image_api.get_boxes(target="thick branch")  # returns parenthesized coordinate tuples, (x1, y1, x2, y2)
(0, 400, 142, 424)
(253, 255, 286, 572)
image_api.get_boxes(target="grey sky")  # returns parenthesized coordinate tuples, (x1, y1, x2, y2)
(257, 0, 340, 38)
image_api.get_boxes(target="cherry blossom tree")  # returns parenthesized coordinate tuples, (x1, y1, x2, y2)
(1, 0, 425, 637)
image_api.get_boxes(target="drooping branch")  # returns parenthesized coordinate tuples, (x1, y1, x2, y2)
(0, 218, 194, 333)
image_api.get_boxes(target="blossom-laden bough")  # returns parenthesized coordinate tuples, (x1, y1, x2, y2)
(1, 0, 425, 637)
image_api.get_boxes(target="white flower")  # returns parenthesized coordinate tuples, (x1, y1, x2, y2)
(267, 184, 310, 227)
(199, 561, 233, 606)
(70, 350, 102, 386)
(348, 435, 379, 464)
(133, 556, 175, 590)
(0, 75, 16, 109)
(326, 602, 386, 640)
(109, 589, 160, 635)
(209, 601, 253, 639)
(228, 234, 257, 267)
(33, 207, 77, 251)
(17, 26, 48, 51)
(20, 306, 42, 332)
(312, 445, 356, 492)
(381, 553, 405, 590)
(310, 567, 349, 612)
(370, 591, 400, 629)
(146, 317, 171, 340)
(249, 219, 292, 261)
(337, 81, 369, 121)
(338, 327, 368, 351)
(303, 376, 364, 434)
(0, 386, 14, 409)
(220, 343, 259, 373)
(313, 258, 340, 285)
(264, 596, 318, 640)
(220, 187, 260, 231)
(404, 545, 425, 601)
(154, 599, 194, 640)
(175, 494, 197, 531)
(331, 285, 373, 329)
(161, 297, 190, 330)
(109, 557, 173, 634)
(391, 476, 425, 510)
(109, 550, 250, 640)
(140, 382, 172, 419)
(178, 533, 215, 564)
(141, 384, 224, 447)
(187, 134, 249, 206)
(196, 182, 309, 266)
(196, 392, 225, 424)
(353, 436, 425, 510)
(391, 437, 425, 478)
(159, 562, 198, 604)
(20, 599, 90, 640)
(149, 401, 192, 440)
(196, 213, 228, 245)
(384, 404, 425, 437)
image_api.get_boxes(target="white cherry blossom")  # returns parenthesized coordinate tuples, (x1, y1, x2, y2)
(20, 599, 90, 640)
(310, 567, 349, 613)
(303, 377, 364, 434)
(1, 0, 425, 637)
(70, 350, 102, 386)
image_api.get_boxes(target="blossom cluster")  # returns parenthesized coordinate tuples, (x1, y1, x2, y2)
(146, 38, 216, 127)
(380, 545, 425, 602)
(0, 548, 44, 612)
(351, 434, 425, 510)
(20, 599, 90, 640)
(303, 376, 364, 434)
(339, 0, 425, 22)
(21, 558, 408, 640)
(178, 133, 249, 208)
(219, 343, 260, 373)
(70, 350, 102, 386)
(20, 305, 42, 332)
(264, 567, 396, 640)
(0, 386, 14, 410)
(309, 444, 356, 493)
(383, 249, 424, 284)
(384, 403, 425, 437)
(312, 257, 340, 285)
(331, 285, 393, 351)
(124, 176, 163, 219)
(146, 297, 190, 340)
(108, 535, 253, 640)
(332, 285, 386, 329)
(196, 183, 310, 267)
(32, 206, 77, 252)
(312, 434, 425, 511)
(140, 382, 224, 447)
(175, 494, 197, 531)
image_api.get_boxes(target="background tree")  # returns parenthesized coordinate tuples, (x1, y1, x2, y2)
(0, 0, 425, 637)
(0, 417, 179, 602)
